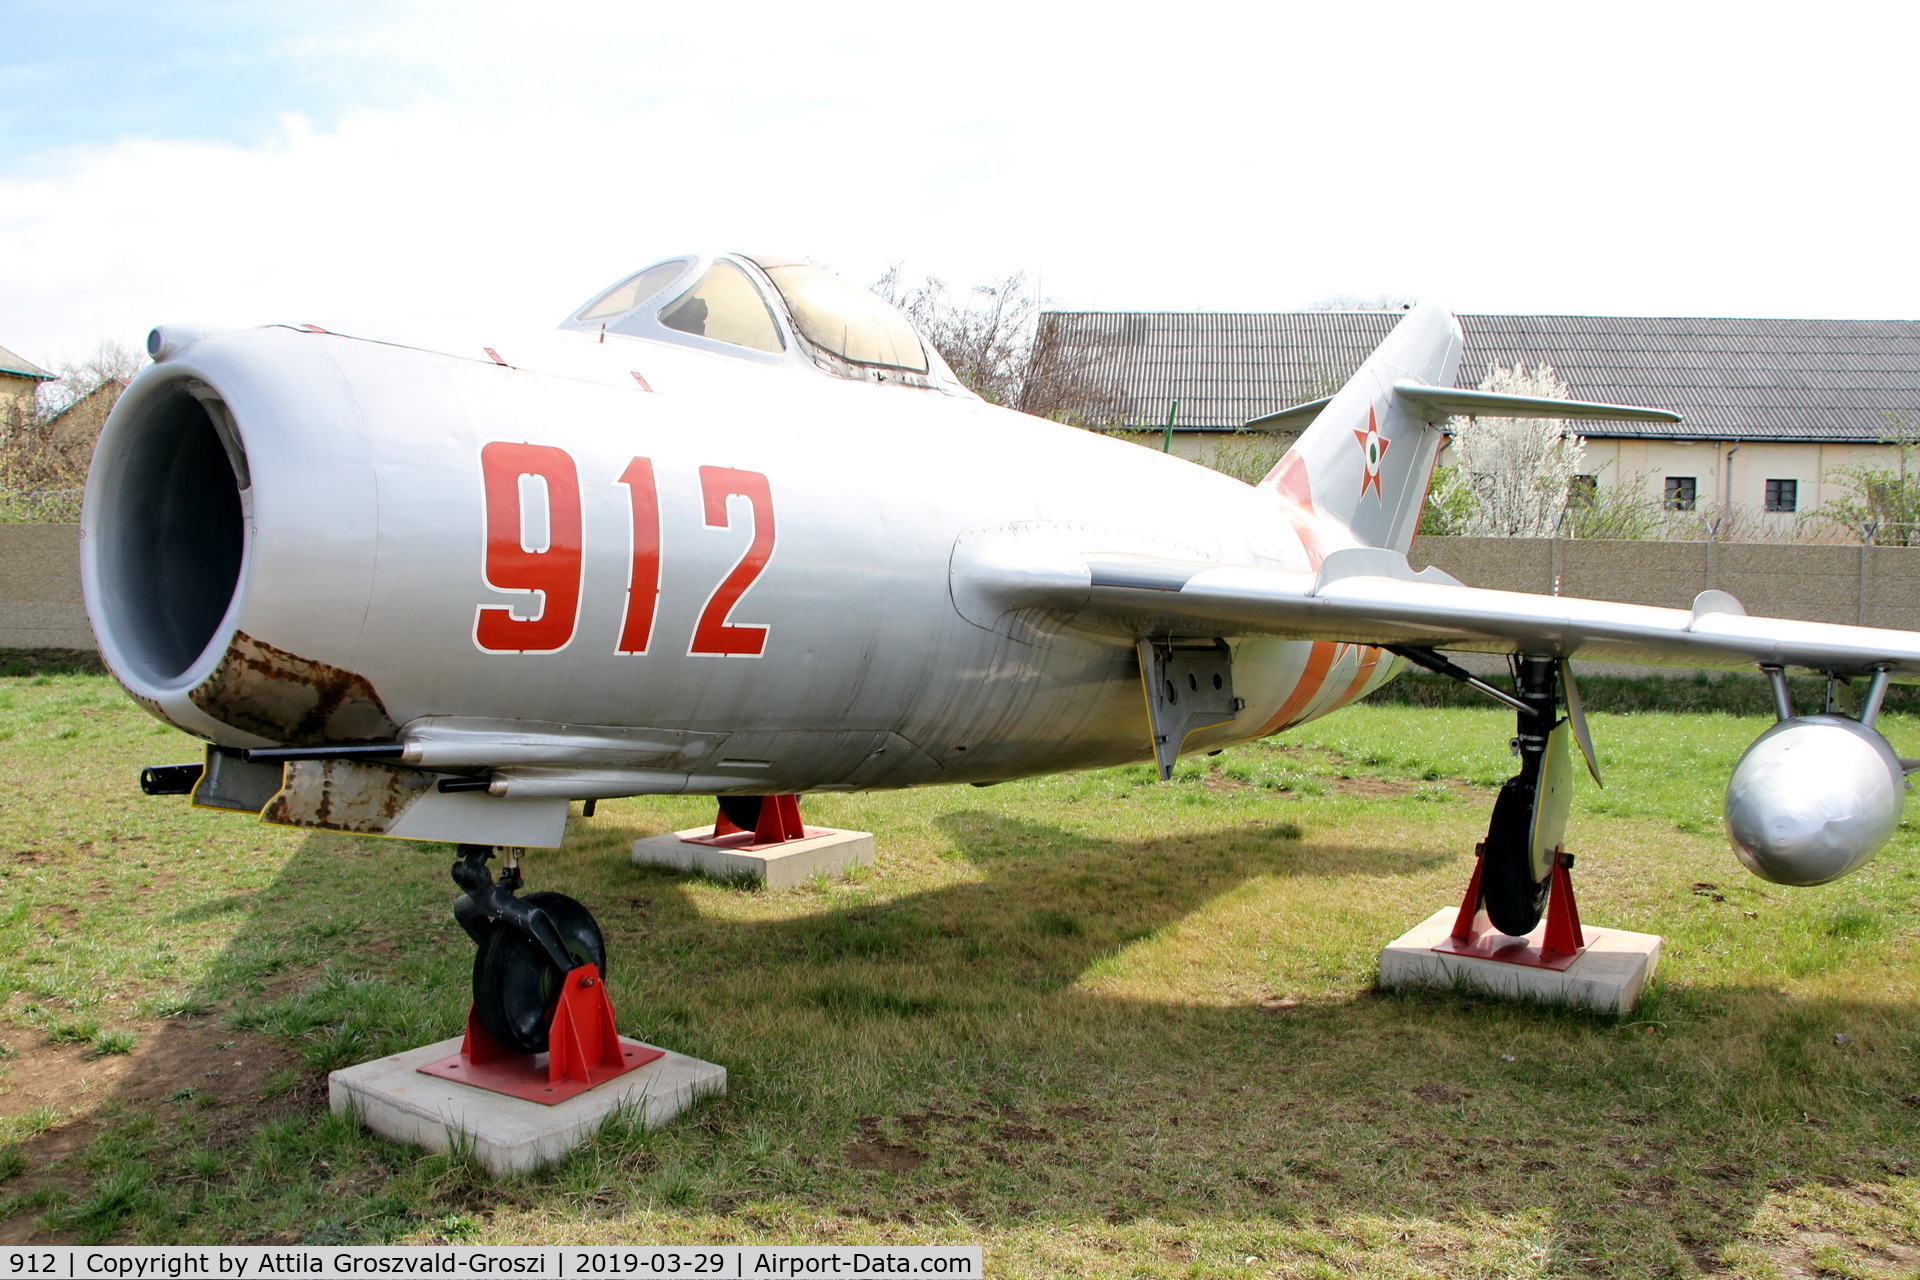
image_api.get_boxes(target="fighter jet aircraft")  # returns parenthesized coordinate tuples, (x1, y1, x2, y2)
(86, 253, 1919, 1052)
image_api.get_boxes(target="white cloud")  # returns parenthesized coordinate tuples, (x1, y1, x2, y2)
(4, 1, 1917, 365)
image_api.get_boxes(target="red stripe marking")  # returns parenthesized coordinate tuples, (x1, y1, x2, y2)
(1256, 640, 1339, 737)
(1332, 646, 1385, 708)
(630, 371, 654, 392)
(484, 347, 507, 366)
(1268, 450, 1313, 508)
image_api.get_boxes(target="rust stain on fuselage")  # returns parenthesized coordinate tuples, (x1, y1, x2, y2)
(189, 631, 398, 745)
(259, 758, 429, 834)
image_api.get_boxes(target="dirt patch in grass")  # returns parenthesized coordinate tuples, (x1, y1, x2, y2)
(895, 1110, 958, 1137)
(0, 1013, 308, 1245)
(1200, 763, 1478, 802)
(1256, 742, 1491, 798)
(844, 1141, 924, 1173)
(1323, 773, 1432, 798)
(1, 1014, 302, 1120)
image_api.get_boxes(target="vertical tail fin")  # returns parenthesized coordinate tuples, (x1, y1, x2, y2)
(1260, 305, 1464, 552)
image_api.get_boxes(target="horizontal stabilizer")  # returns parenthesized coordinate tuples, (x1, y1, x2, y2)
(1243, 383, 1680, 432)
(1390, 381, 1681, 425)
(1243, 395, 1333, 431)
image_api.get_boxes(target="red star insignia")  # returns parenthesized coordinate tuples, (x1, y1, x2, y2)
(1353, 406, 1389, 500)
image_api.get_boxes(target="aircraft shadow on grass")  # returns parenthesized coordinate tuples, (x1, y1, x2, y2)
(13, 808, 1919, 1270)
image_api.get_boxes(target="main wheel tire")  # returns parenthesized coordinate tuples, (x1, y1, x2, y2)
(471, 892, 607, 1054)
(718, 795, 765, 831)
(1480, 775, 1552, 935)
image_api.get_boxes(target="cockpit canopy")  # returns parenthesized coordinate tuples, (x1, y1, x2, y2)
(561, 253, 962, 392)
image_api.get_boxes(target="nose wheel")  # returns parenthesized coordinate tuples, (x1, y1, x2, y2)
(452, 844, 608, 1054)
(472, 891, 607, 1053)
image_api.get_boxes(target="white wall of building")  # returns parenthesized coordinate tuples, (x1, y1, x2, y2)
(1578, 439, 1882, 520)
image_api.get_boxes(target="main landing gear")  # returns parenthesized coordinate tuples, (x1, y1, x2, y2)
(1478, 655, 1575, 937)
(428, 844, 655, 1102)
(1391, 648, 1588, 962)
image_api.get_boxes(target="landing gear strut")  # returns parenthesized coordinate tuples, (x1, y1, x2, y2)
(1477, 656, 1575, 936)
(452, 844, 607, 1054)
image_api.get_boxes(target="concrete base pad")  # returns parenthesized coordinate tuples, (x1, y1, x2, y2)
(632, 825, 873, 888)
(1379, 908, 1663, 1014)
(329, 1036, 725, 1176)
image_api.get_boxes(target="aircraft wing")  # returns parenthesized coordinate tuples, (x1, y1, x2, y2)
(961, 543, 1920, 679)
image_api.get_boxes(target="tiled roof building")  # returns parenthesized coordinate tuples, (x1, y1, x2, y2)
(0, 341, 53, 413)
(1035, 311, 1920, 521)
(1038, 311, 1920, 440)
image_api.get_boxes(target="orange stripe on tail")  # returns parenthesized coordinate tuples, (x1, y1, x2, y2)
(1333, 646, 1386, 710)
(1256, 640, 1339, 737)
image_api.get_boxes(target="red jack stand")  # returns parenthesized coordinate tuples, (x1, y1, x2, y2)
(1430, 844, 1588, 972)
(680, 795, 826, 852)
(417, 964, 663, 1105)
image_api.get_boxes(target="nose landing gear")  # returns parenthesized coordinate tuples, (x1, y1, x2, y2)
(430, 842, 660, 1107)
(451, 843, 609, 1053)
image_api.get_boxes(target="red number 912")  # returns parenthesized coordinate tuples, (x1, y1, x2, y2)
(474, 443, 774, 657)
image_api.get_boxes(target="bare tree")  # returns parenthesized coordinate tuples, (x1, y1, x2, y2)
(1, 339, 144, 520)
(43, 340, 143, 418)
(873, 267, 1033, 404)
(1304, 292, 1418, 312)
(873, 268, 1124, 425)
(1563, 466, 1663, 540)
(1017, 314, 1128, 426)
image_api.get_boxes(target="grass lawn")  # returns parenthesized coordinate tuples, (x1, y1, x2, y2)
(2, 672, 1919, 1277)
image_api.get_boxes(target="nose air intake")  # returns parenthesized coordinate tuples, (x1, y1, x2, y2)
(87, 377, 248, 685)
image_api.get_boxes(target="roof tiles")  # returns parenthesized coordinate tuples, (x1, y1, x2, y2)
(1035, 311, 1920, 441)
(0, 343, 52, 383)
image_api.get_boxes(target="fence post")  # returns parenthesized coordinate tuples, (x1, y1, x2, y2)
(1858, 520, 1880, 625)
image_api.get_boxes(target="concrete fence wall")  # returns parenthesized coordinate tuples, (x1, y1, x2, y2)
(4, 523, 1918, 653)
(1408, 536, 1920, 633)
(1, 524, 91, 649)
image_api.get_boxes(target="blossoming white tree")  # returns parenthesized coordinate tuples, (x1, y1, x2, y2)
(1448, 361, 1585, 537)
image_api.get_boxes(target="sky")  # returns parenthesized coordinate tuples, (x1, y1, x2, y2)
(3, 0, 1916, 369)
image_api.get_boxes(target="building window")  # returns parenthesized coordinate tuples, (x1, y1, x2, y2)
(1567, 474, 1598, 507)
(1765, 478, 1798, 513)
(1664, 476, 1697, 511)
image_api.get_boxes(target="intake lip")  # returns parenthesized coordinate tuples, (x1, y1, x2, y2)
(82, 365, 251, 694)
